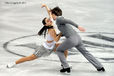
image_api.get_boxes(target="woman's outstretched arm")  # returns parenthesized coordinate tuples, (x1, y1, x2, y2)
(41, 4, 53, 19)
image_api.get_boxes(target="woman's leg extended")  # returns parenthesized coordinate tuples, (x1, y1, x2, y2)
(54, 43, 68, 58)
(16, 54, 37, 64)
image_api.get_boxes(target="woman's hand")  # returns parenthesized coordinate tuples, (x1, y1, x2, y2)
(41, 4, 46, 8)
(41, 4, 51, 12)
(41, 4, 52, 19)
(78, 26, 85, 32)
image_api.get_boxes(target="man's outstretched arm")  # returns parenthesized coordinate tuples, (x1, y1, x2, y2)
(57, 17, 85, 32)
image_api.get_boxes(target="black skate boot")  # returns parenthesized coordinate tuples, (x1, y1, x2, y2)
(97, 67, 105, 72)
(60, 67, 71, 73)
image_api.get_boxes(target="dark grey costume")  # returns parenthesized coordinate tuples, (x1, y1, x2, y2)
(56, 16, 103, 69)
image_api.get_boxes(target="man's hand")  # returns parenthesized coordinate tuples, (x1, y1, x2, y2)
(78, 26, 85, 32)
(56, 32, 63, 36)
(59, 32, 63, 36)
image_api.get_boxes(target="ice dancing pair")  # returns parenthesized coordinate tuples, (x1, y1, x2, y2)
(7, 4, 68, 69)
(7, 4, 105, 73)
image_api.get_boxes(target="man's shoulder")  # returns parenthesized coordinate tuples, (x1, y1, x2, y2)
(57, 16, 64, 20)
(56, 16, 64, 23)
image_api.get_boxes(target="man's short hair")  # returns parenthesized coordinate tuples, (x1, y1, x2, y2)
(51, 6, 62, 16)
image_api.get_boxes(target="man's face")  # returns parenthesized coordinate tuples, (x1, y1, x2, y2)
(51, 14, 56, 20)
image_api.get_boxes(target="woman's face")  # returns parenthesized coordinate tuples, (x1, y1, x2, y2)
(45, 18, 52, 26)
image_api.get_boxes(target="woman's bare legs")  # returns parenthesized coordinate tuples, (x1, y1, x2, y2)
(7, 43, 68, 68)
(7, 54, 37, 68)
(16, 43, 68, 65)
(16, 54, 37, 64)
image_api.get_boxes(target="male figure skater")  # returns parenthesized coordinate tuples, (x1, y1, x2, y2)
(50, 6, 105, 73)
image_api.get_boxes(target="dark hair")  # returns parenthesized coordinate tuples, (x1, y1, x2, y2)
(42, 17, 46, 25)
(38, 18, 53, 37)
(51, 6, 62, 16)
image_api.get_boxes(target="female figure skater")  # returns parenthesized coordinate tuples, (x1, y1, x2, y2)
(7, 4, 68, 68)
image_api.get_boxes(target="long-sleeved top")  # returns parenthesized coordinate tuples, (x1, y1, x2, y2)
(56, 16, 79, 38)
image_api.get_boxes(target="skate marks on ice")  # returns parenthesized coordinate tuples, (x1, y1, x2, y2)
(3, 32, 114, 63)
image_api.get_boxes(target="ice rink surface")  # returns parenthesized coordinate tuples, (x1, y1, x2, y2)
(0, 0, 114, 76)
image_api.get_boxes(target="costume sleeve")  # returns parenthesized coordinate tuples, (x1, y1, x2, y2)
(56, 16, 78, 28)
